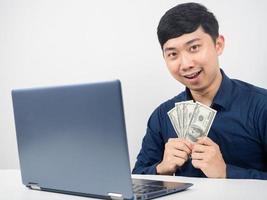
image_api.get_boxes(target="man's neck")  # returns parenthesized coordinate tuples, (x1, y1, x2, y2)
(190, 72, 222, 107)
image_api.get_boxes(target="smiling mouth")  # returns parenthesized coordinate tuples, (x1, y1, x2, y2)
(184, 70, 202, 79)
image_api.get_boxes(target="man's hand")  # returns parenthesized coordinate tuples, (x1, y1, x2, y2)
(156, 138, 192, 175)
(191, 137, 226, 178)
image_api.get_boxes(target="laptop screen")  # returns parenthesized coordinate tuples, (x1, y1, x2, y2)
(12, 80, 134, 199)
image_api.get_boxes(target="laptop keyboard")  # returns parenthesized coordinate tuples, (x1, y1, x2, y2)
(133, 183, 166, 194)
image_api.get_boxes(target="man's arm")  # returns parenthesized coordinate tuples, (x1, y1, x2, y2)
(132, 125, 164, 174)
(191, 137, 267, 179)
(132, 108, 165, 174)
(226, 165, 267, 179)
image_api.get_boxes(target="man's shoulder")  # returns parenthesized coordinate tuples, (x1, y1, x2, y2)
(154, 91, 186, 114)
(231, 79, 267, 110)
(232, 79, 267, 98)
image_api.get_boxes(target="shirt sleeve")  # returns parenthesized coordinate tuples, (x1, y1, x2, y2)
(226, 164, 267, 179)
(227, 100, 267, 180)
(132, 108, 165, 174)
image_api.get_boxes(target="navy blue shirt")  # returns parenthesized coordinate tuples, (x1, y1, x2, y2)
(132, 70, 267, 179)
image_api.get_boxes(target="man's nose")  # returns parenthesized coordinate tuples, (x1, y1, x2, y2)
(179, 53, 194, 71)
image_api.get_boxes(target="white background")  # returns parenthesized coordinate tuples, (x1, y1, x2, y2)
(1, 0, 267, 169)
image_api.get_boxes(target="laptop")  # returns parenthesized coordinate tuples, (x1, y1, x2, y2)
(12, 80, 193, 200)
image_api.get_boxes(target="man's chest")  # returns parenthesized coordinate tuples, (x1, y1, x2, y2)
(209, 112, 265, 169)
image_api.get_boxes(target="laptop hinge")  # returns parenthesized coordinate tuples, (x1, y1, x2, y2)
(108, 192, 124, 200)
(28, 183, 41, 190)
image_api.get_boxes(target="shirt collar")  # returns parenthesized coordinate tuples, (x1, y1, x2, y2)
(212, 69, 233, 110)
(184, 87, 193, 100)
(183, 69, 233, 111)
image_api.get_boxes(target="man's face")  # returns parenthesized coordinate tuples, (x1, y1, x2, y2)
(162, 27, 224, 94)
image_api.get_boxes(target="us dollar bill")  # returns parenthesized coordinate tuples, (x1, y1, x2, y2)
(182, 101, 196, 138)
(175, 102, 184, 137)
(186, 102, 217, 142)
(175, 101, 194, 138)
(167, 107, 181, 137)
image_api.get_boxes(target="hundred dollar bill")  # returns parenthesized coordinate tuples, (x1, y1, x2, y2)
(175, 102, 184, 138)
(167, 107, 181, 137)
(186, 102, 217, 142)
(175, 101, 194, 138)
(182, 101, 196, 138)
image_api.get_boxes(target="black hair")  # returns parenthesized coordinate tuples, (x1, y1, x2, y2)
(157, 2, 219, 49)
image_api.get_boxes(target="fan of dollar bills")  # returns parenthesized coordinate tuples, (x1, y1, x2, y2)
(168, 101, 217, 142)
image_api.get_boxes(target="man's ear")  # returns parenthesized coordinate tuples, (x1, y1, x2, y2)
(215, 35, 225, 56)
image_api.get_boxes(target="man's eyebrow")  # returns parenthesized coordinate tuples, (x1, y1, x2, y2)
(163, 47, 176, 53)
(185, 38, 201, 46)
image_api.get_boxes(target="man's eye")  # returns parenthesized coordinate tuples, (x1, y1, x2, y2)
(189, 45, 200, 52)
(168, 52, 177, 57)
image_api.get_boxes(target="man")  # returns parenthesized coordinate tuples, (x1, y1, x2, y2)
(132, 2, 267, 179)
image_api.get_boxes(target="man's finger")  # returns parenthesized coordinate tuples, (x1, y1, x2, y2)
(173, 155, 187, 167)
(196, 136, 214, 146)
(173, 149, 189, 160)
(191, 159, 202, 169)
(183, 139, 194, 150)
(175, 142, 192, 155)
(192, 143, 207, 153)
(191, 152, 204, 160)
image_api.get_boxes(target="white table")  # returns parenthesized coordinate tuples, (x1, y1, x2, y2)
(1, 170, 266, 200)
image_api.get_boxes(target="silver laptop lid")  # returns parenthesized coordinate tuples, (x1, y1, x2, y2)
(12, 80, 134, 199)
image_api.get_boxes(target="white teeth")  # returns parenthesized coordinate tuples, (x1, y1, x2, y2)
(188, 72, 197, 77)
(184, 71, 201, 78)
